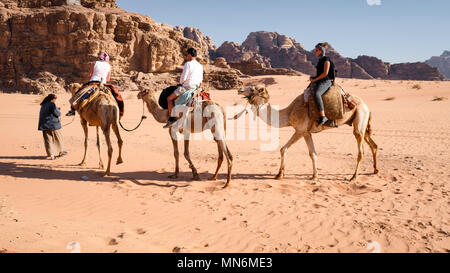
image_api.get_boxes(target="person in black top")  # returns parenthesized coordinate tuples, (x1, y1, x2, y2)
(310, 42, 333, 126)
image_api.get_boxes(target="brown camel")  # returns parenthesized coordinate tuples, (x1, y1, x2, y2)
(68, 83, 123, 176)
(137, 89, 233, 188)
(237, 85, 378, 182)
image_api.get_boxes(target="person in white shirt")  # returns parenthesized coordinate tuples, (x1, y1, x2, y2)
(164, 48, 203, 128)
(67, 52, 124, 118)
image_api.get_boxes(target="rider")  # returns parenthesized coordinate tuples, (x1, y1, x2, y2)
(163, 48, 203, 128)
(310, 42, 333, 126)
(66, 52, 121, 117)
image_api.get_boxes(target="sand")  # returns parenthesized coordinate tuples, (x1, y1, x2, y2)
(0, 75, 449, 253)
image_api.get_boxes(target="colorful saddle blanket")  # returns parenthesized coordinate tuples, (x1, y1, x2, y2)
(69, 85, 101, 110)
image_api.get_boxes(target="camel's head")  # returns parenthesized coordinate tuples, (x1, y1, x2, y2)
(137, 89, 156, 101)
(67, 83, 82, 95)
(237, 85, 270, 106)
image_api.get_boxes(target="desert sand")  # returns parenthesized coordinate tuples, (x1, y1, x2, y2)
(0, 75, 449, 253)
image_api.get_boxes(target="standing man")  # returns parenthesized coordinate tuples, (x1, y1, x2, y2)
(163, 48, 203, 128)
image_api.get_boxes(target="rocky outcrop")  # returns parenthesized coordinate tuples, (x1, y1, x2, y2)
(426, 51, 450, 79)
(0, 0, 241, 93)
(240, 31, 316, 75)
(215, 41, 271, 67)
(229, 60, 301, 77)
(387, 62, 444, 81)
(214, 31, 445, 81)
(0, 0, 117, 8)
(352, 55, 389, 79)
(180, 26, 216, 59)
(203, 66, 243, 90)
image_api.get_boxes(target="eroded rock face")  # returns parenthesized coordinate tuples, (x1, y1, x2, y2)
(181, 26, 216, 59)
(0, 0, 241, 93)
(387, 62, 444, 81)
(229, 60, 301, 77)
(215, 31, 445, 81)
(426, 51, 450, 79)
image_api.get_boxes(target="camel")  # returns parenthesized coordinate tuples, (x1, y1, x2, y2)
(68, 83, 123, 176)
(236, 85, 378, 182)
(137, 89, 233, 188)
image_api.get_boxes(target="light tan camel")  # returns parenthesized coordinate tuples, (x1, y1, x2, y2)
(237, 85, 378, 182)
(68, 83, 123, 176)
(137, 89, 233, 188)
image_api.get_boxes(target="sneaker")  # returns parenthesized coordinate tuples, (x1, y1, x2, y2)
(66, 110, 76, 116)
(163, 117, 177, 129)
(317, 116, 329, 126)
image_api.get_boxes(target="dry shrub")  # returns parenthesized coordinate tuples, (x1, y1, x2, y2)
(412, 84, 422, 90)
(432, 96, 448, 101)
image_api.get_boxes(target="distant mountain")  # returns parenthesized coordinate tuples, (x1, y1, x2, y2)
(426, 51, 450, 79)
(213, 31, 445, 81)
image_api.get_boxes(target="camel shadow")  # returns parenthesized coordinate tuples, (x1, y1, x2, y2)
(0, 161, 207, 188)
(0, 156, 47, 160)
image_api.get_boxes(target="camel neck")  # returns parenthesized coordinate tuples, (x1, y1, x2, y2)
(255, 103, 290, 128)
(143, 96, 169, 124)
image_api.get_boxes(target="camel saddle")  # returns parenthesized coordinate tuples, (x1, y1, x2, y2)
(69, 82, 125, 117)
(308, 83, 359, 121)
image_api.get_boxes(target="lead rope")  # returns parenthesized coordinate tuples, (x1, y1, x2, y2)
(119, 100, 147, 132)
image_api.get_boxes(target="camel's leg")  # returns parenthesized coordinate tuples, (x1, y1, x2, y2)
(79, 119, 89, 166)
(102, 126, 113, 177)
(96, 126, 104, 169)
(364, 134, 379, 174)
(111, 121, 123, 165)
(304, 133, 318, 181)
(168, 129, 179, 179)
(350, 113, 368, 182)
(275, 131, 304, 180)
(219, 141, 233, 188)
(184, 139, 200, 180)
(210, 140, 224, 181)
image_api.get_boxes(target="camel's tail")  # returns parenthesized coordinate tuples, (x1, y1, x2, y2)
(366, 112, 373, 137)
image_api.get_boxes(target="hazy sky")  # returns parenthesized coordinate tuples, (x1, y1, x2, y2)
(116, 0, 450, 64)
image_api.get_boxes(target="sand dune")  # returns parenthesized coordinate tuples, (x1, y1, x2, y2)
(0, 75, 449, 253)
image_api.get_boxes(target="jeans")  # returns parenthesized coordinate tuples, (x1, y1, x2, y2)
(313, 79, 332, 112)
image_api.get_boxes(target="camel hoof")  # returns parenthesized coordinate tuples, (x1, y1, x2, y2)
(103, 172, 111, 177)
(222, 182, 230, 189)
(311, 175, 319, 181)
(168, 174, 178, 179)
(209, 176, 218, 181)
(349, 176, 357, 182)
(374, 169, 379, 175)
(193, 174, 201, 181)
(116, 158, 123, 165)
(275, 174, 284, 180)
(79, 162, 86, 166)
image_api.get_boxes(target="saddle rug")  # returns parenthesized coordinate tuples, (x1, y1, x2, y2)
(69, 85, 103, 111)
(308, 84, 345, 121)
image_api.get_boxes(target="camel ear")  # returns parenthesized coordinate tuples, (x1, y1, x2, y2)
(256, 85, 269, 99)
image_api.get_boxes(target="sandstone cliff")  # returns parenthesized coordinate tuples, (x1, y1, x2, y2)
(0, 0, 241, 93)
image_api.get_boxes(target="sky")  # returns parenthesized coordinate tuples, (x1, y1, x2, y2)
(116, 0, 450, 64)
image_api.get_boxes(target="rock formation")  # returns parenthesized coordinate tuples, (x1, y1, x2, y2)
(387, 62, 444, 81)
(426, 51, 450, 79)
(214, 31, 445, 81)
(0, 0, 241, 93)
